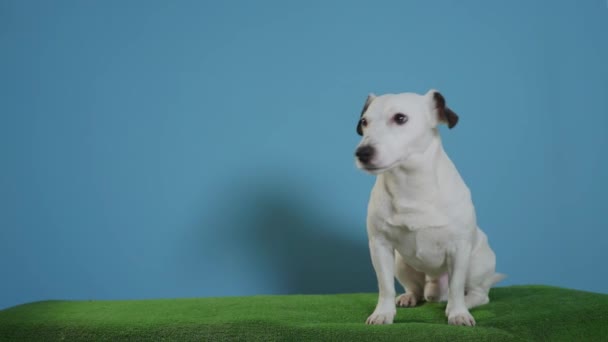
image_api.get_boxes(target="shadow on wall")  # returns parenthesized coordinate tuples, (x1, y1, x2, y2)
(192, 177, 376, 295)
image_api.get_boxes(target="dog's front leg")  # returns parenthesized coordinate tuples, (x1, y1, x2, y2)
(445, 239, 475, 326)
(366, 237, 396, 325)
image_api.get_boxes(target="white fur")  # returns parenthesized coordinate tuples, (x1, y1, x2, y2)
(356, 90, 503, 326)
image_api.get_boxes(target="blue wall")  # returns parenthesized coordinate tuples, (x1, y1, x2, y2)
(1, 0, 607, 309)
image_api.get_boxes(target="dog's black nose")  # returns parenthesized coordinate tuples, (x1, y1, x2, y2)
(356, 145, 375, 164)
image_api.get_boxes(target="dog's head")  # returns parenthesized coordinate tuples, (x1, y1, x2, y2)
(354, 89, 459, 174)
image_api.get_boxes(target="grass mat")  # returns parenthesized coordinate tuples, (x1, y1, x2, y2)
(1, 285, 607, 341)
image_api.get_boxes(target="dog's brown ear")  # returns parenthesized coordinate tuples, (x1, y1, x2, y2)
(432, 91, 459, 129)
(357, 93, 376, 136)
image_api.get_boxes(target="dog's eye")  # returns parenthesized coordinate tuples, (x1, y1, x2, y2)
(360, 118, 368, 127)
(394, 113, 408, 125)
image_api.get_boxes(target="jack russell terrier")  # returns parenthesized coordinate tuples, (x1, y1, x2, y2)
(354, 90, 504, 326)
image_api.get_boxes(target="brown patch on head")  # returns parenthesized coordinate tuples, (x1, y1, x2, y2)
(357, 94, 375, 136)
(433, 92, 459, 129)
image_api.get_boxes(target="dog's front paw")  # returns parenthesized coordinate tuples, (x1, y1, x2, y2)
(395, 293, 419, 307)
(448, 310, 476, 326)
(365, 310, 396, 325)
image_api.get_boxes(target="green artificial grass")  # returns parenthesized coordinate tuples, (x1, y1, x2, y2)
(1, 285, 607, 341)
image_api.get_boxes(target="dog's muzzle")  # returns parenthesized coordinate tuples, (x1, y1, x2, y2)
(355, 145, 375, 165)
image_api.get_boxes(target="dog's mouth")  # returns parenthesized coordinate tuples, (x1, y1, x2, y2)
(357, 158, 404, 175)
(355, 148, 404, 174)
(360, 163, 394, 174)
(363, 165, 387, 172)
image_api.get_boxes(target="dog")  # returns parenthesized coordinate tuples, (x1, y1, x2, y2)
(354, 90, 503, 326)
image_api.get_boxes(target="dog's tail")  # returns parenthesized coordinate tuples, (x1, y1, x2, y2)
(484, 273, 507, 288)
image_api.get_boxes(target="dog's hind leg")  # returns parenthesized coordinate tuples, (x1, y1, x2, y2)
(464, 229, 504, 310)
(464, 287, 490, 309)
(394, 252, 425, 307)
(465, 273, 505, 309)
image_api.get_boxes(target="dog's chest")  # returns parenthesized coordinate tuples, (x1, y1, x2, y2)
(384, 224, 447, 273)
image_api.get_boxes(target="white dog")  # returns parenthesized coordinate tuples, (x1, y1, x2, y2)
(354, 90, 503, 326)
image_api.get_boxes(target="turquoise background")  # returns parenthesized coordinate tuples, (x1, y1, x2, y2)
(1, 0, 607, 309)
